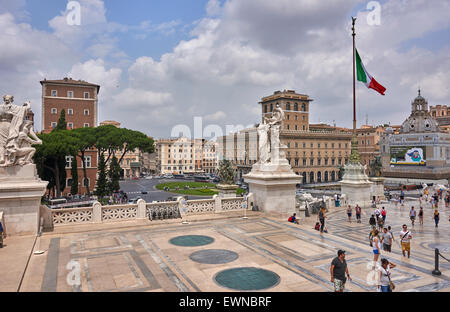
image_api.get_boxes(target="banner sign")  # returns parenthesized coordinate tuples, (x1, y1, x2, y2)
(390, 146, 426, 166)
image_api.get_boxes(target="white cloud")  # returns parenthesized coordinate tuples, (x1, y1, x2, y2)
(205, 111, 227, 121)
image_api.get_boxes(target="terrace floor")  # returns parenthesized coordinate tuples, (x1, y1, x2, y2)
(1, 200, 449, 292)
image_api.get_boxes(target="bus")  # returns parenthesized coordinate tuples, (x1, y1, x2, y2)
(194, 175, 210, 182)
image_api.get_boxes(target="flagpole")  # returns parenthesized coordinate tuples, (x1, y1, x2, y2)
(350, 17, 361, 164)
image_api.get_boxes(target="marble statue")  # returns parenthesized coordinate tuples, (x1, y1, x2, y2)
(0, 95, 40, 167)
(258, 103, 284, 164)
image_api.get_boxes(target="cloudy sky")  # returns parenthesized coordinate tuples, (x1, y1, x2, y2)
(0, 0, 449, 139)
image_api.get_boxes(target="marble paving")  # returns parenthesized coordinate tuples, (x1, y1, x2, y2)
(3, 199, 449, 292)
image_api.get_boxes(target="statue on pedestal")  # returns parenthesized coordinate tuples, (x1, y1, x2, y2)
(0, 95, 41, 167)
(257, 103, 284, 164)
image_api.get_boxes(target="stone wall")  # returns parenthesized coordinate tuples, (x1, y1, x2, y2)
(47, 195, 250, 227)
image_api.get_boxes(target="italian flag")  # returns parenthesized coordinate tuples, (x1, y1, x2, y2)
(356, 49, 386, 95)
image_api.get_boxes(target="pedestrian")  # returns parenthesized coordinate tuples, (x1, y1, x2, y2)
(400, 190, 405, 206)
(375, 207, 381, 220)
(318, 207, 326, 233)
(409, 206, 416, 226)
(372, 229, 381, 265)
(330, 250, 351, 292)
(433, 210, 440, 228)
(346, 205, 352, 223)
(387, 226, 395, 244)
(334, 193, 339, 207)
(0, 218, 5, 248)
(419, 194, 422, 205)
(399, 224, 412, 258)
(377, 215, 384, 231)
(381, 206, 387, 223)
(418, 207, 424, 225)
(369, 214, 377, 229)
(355, 204, 362, 223)
(288, 213, 300, 225)
(378, 258, 396, 292)
(381, 228, 392, 252)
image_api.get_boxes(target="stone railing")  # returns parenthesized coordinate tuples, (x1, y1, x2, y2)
(47, 194, 253, 227)
(52, 206, 93, 225)
(221, 198, 245, 211)
(183, 199, 215, 214)
(146, 202, 180, 221)
(102, 204, 138, 221)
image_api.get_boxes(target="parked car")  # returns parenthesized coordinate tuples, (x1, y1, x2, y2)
(141, 191, 148, 195)
(145, 176, 153, 180)
(164, 173, 174, 179)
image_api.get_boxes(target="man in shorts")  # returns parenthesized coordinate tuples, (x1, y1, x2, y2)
(399, 224, 412, 258)
(330, 250, 351, 292)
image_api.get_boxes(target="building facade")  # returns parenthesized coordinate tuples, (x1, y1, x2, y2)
(41, 77, 100, 195)
(156, 138, 218, 175)
(380, 91, 450, 183)
(356, 125, 386, 175)
(218, 90, 353, 184)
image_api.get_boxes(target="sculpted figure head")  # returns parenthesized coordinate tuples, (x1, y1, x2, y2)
(3, 95, 14, 105)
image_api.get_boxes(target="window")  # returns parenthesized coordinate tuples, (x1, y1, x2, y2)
(51, 122, 57, 129)
(302, 115, 305, 121)
(310, 159, 314, 166)
(294, 159, 299, 166)
(303, 158, 306, 166)
(287, 115, 290, 120)
(303, 143, 306, 148)
(84, 92, 90, 99)
(51, 108, 57, 114)
(68, 123, 73, 129)
(317, 158, 321, 166)
(287, 125, 290, 130)
(84, 109, 89, 116)
(294, 103, 298, 111)
(84, 123, 89, 128)
(286, 103, 291, 111)
(83, 178, 90, 187)
(51, 90, 57, 97)
(67, 91, 73, 98)
(318, 143, 321, 148)
(66, 179, 72, 188)
(310, 143, 313, 148)
(83, 156, 91, 168)
(295, 142, 298, 148)
(295, 125, 298, 130)
(270, 103, 273, 112)
(302, 103, 306, 111)
(65, 156, 74, 169)
(295, 115, 298, 121)
(264, 105, 267, 113)
(68, 109, 73, 115)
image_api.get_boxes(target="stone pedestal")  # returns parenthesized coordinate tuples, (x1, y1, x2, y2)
(244, 159, 301, 219)
(0, 164, 48, 236)
(369, 177, 386, 201)
(340, 162, 373, 208)
(217, 184, 238, 198)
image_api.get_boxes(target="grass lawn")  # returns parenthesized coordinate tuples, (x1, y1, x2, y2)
(156, 182, 246, 196)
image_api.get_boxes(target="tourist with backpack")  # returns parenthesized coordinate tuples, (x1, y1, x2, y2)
(288, 213, 300, 225)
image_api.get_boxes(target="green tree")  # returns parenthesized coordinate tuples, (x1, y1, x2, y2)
(53, 109, 67, 132)
(108, 155, 121, 193)
(33, 131, 78, 198)
(95, 152, 109, 198)
(70, 155, 78, 195)
(71, 127, 97, 196)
